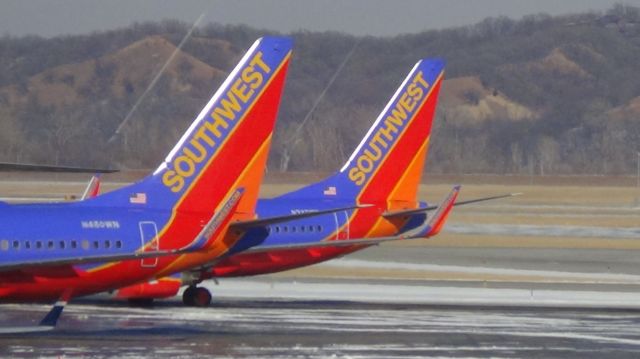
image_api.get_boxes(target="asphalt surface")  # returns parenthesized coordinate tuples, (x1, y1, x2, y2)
(3, 298, 640, 358)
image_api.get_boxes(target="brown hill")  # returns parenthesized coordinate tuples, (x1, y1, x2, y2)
(0, 35, 226, 108)
(499, 47, 592, 80)
(530, 48, 591, 78)
(608, 95, 640, 119)
(439, 76, 536, 124)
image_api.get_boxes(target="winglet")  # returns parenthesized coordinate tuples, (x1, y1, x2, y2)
(38, 289, 73, 328)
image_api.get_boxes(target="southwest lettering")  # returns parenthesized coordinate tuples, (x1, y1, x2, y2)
(194, 126, 215, 146)
(204, 115, 230, 138)
(363, 144, 382, 161)
(399, 92, 417, 112)
(250, 52, 271, 73)
(212, 92, 241, 122)
(242, 66, 263, 89)
(378, 123, 398, 141)
(175, 156, 195, 177)
(357, 155, 374, 173)
(162, 171, 185, 192)
(407, 83, 423, 99)
(231, 78, 253, 102)
(162, 50, 274, 192)
(371, 133, 389, 149)
(348, 167, 366, 186)
(184, 138, 208, 163)
(348, 70, 432, 186)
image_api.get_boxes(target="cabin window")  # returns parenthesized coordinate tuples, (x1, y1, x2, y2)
(283, 226, 288, 233)
(92, 241, 99, 249)
(70, 241, 77, 249)
(115, 240, 123, 249)
(47, 241, 54, 249)
(81, 240, 89, 250)
(291, 226, 296, 233)
(104, 241, 111, 249)
(36, 241, 43, 249)
(12, 240, 19, 250)
(59, 241, 65, 249)
(317, 225, 322, 232)
(275, 226, 280, 233)
(300, 226, 305, 233)
(308, 225, 314, 232)
(0, 240, 8, 251)
(25, 241, 31, 250)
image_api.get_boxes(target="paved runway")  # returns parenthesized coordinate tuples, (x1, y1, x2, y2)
(2, 297, 640, 358)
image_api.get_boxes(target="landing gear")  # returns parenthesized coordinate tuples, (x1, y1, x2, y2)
(182, 286, 212, 307)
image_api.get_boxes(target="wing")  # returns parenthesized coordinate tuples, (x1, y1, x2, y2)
(0, 162, 117, 173)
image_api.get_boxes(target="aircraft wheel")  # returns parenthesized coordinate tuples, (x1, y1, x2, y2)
(182, 286, 197, 306)
(192, 287, 212, 307)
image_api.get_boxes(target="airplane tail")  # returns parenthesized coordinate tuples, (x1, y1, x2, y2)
(277, 58, 445, 207)
(85, 36, 292, 218)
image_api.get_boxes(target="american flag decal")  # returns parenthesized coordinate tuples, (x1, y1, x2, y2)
(323, 186, 337, 196)
(129, 192, 147, 204)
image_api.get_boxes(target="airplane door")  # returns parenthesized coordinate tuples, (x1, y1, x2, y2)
(335, 211, 350, 240)
(139, 221, 159, 267)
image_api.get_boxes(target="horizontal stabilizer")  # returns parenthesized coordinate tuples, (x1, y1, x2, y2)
(383, 192, 521, 219)
(181, 188, 245, 251)
(230, 204, 372, 230)
(242, 188, 463, 254)
(402, 185, 460, 238)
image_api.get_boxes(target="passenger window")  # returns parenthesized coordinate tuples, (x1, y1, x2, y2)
(93, 241, 99, 249)
(36, 241, 43, 249)
(275, 226, 280, 233)
(300, 226, 305, 233)
(317, 225, 322, 232)
(283, 226, 288, 233)
(71, 241, 77, 249)
(47, 241, 54, 249)
(105, 241, 111, 249)
(0, 240, 8, 251)
(12, 240, 20, 250)
(115, 240, 123, 249)
(308, 225, 314, 232)
(291, 226, 296, 233)
(59, 241, 65, 249)
(81, 240, 89, 250)
(25, 241, 31, 250)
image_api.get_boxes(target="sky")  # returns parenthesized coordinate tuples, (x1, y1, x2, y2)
(2, 0, 640, 38)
